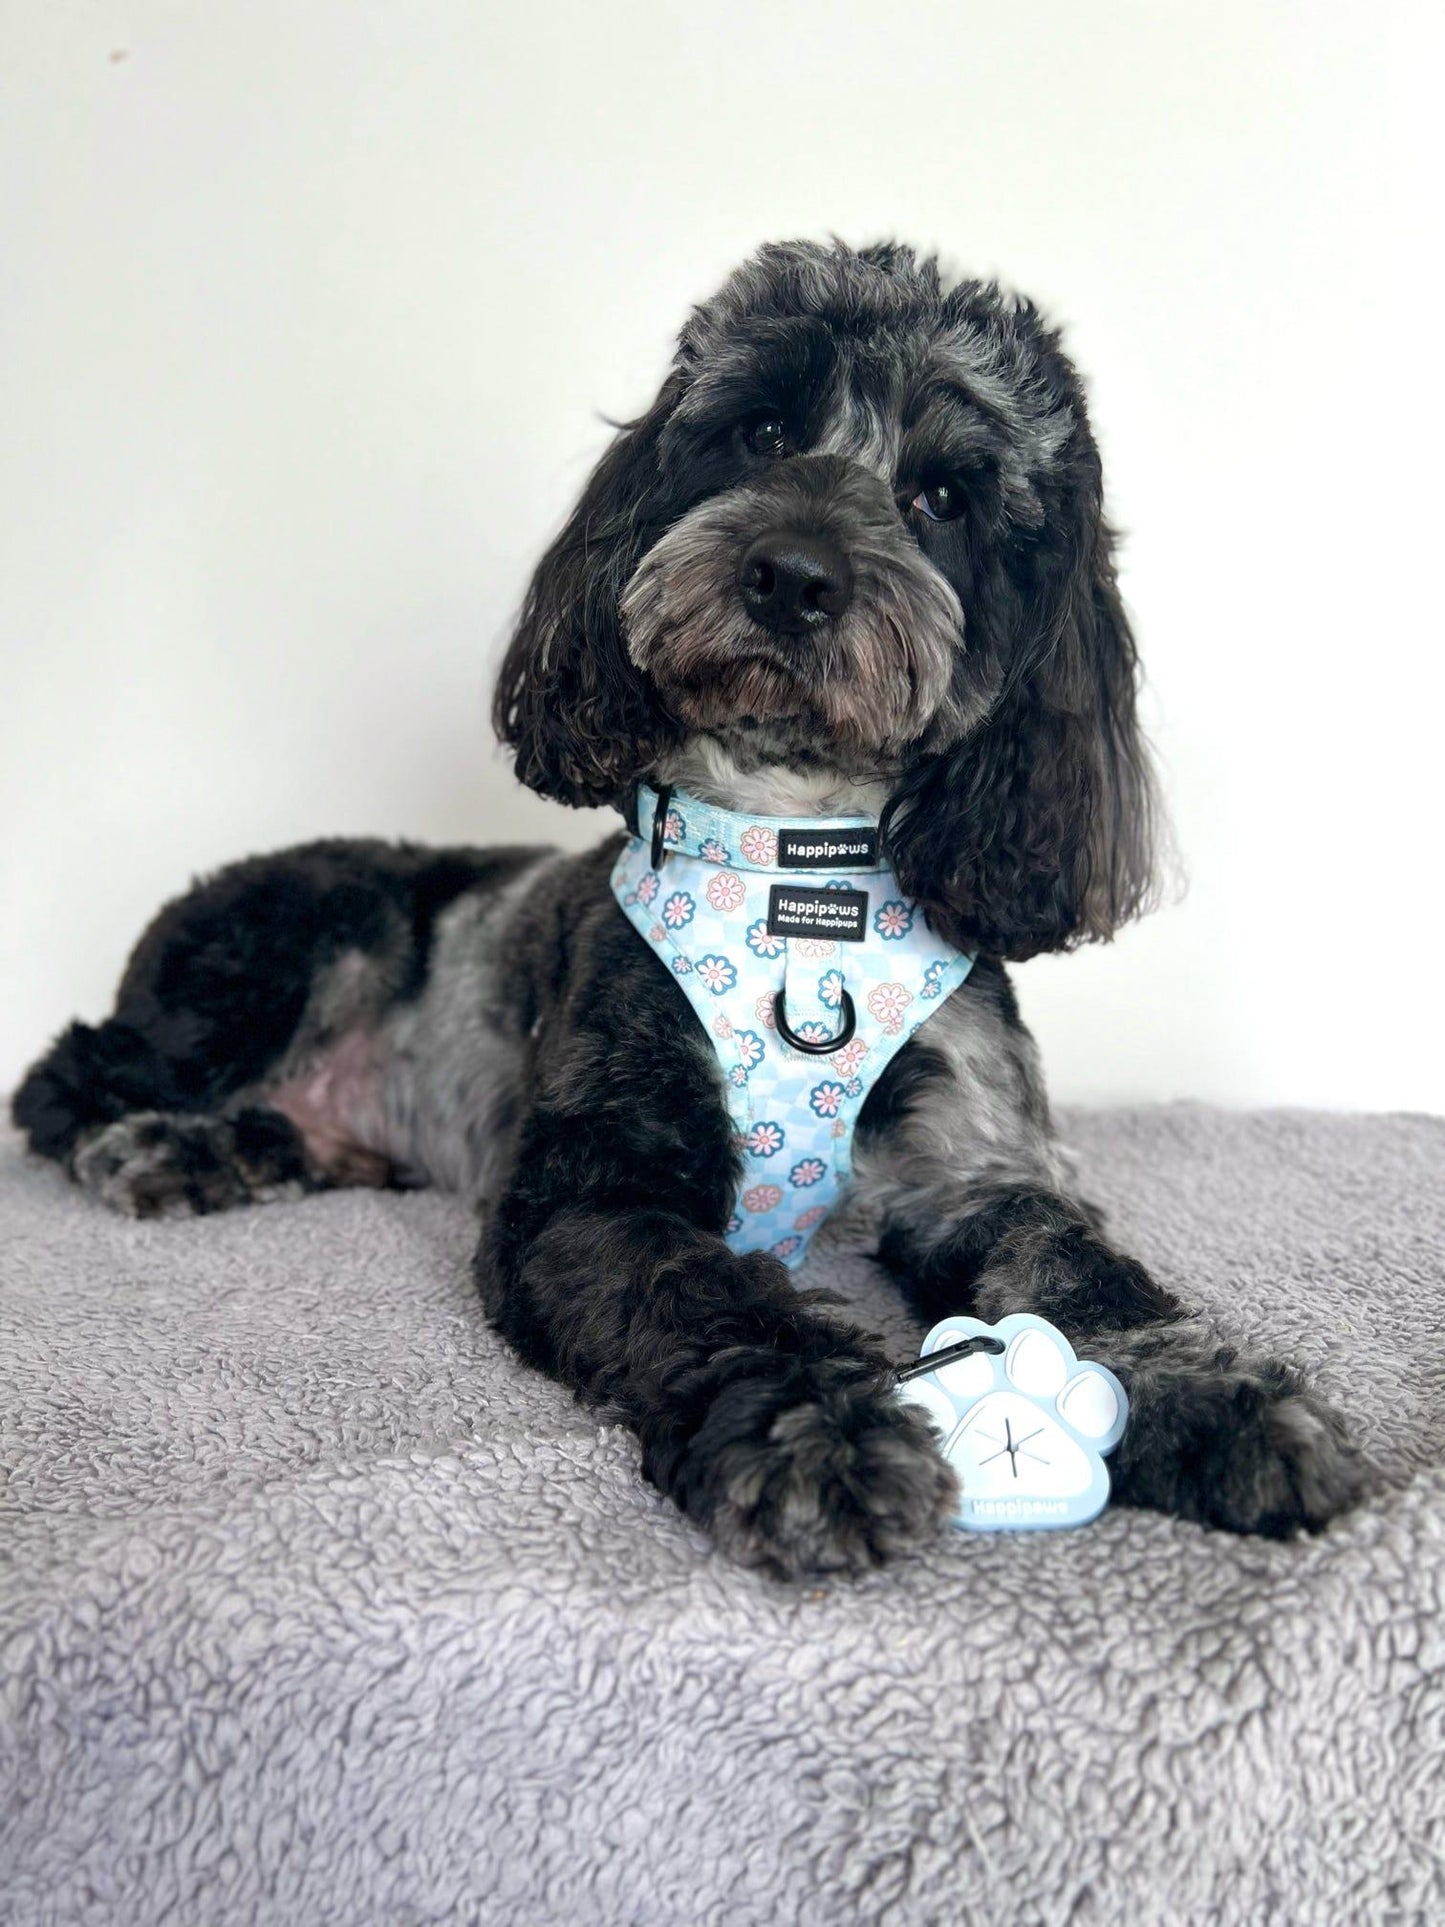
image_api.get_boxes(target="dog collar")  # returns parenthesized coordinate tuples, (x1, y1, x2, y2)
(632, 782, 888, 876)
(613, 783, 974, 1267)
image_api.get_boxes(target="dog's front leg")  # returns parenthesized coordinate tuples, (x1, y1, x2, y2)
(487, 1203, 955, 1575)
(477, 935, 955, 1578)
(856, 976, 1364, 1536)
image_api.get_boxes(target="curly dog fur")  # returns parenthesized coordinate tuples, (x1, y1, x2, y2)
(14, 240, 1361, 1576)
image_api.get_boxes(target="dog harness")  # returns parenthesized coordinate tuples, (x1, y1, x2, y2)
(611, 784, 974, 1268)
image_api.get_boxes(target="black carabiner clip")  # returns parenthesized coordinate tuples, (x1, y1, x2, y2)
(773, 987, 857, 1055)
(894, 1334, 1006, 1384)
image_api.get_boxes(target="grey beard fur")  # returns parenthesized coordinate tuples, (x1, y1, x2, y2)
(621, 457, 983, 762)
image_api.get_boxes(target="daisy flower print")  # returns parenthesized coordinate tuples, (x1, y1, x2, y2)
(873, 900, 914, 940)
(733, 1029, 765, 1069)
(739, 825, 778, 866)
(833, 1038, 869, 1077)
(661, 890, 695, 929)
(696, 954, 737, 995)
(867, 981, 913, 1033)
(705, 871, 746, 913)
(809, 1081, 846, 1119)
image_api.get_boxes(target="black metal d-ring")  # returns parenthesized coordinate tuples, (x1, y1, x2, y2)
(649, 784, 673, 871)
(773, 988, 857, 1055)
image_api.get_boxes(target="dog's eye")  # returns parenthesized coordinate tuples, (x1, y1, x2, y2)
(744, 415, 788, 459)
(912, 482, 964, 522)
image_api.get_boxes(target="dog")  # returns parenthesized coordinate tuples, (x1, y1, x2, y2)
(13, 239, 1362, 1576)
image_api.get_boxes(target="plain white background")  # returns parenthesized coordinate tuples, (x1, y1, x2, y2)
(3, 1, 1442, 1110)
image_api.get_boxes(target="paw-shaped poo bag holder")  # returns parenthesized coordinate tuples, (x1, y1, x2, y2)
(895, 1314, 1129, 1531)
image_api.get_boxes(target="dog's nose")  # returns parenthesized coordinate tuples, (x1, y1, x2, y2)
(737, 531, 854, 634)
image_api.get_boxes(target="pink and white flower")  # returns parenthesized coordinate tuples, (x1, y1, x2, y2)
(770, 1236, 802, 1260)
(696, 954, 738, 995)
(754, 993, 778, 1030)
(746, 920, 784, 959)
(743, 1183, 783, 1214)
(867, 981, 913, 1033)
(739, 825, 778, 866)
(705, 870, 746, 913)
(793, 938, 837, 961)
(788, 1020, 835, 1049)
(873, 900, 914, 941)
(809, 1081, 847, 1118)
(793, 1205, 828, 1232)
(817, 968, 846, 1009)
(663, 809, 686, 846)
(833, 1038, 869, 1077)
(700, 838, 731, 864)
(747, 1120, 785, 1158)
(789, 1157, 826, 1188)
(636, 871, 660, 905)
(662, 891, 696, 929)
(733, 1029, 765, 1069)
(712, 1013, 734, 1038)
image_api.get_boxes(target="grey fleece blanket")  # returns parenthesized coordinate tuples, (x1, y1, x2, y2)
(2, 1105, 1442, 1926)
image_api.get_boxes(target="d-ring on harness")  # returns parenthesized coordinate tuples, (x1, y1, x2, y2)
(611, 783, 975, 1267)
(773, 987, 856, 1054)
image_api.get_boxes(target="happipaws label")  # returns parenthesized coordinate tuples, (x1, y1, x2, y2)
(775, 827, 880, 870)
(766, 885, 869, 942)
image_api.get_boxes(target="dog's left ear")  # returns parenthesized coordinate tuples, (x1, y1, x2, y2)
(885, 463, 1158, 961)
(493, 378, 686, 807)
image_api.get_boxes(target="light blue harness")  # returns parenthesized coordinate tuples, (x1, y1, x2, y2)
(611, 784, 974, 1267)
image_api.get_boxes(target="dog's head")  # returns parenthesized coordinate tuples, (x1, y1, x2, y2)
(494, 239, 1157, 959)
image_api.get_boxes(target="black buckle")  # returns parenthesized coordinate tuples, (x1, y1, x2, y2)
(773, 987, 857, 1055)
(649, 784, 673, 871)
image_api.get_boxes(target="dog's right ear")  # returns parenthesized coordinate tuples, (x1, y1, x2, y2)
(492, 376, 686, 807)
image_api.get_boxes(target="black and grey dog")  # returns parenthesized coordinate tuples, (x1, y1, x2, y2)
(15, 240, 1361, 1575)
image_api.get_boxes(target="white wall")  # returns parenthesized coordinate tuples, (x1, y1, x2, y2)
(3, 0, 1442, 1111)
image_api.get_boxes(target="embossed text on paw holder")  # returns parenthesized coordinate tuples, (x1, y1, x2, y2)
(896, 1314, 1129, 1532)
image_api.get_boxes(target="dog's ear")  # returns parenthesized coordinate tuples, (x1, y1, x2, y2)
(493, 377, 685, 807)
(885, 474, 1158, 961)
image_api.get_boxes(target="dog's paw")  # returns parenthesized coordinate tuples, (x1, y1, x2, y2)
(898, 1315, 1128, 1531)
(72, 1112, 305, 1218)
(671, 1356, 958, 1579)
(1103, 1324, 1365, 1536)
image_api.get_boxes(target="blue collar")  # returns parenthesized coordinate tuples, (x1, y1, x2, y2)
(613, 783, 974, 1268)
(632, 781, 889, 876)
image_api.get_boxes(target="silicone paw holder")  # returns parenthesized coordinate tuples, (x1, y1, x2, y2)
(895, 1313, 1129, 1532)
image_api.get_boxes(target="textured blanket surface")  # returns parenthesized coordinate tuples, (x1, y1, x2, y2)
(2, 1105, 1442, 1926)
